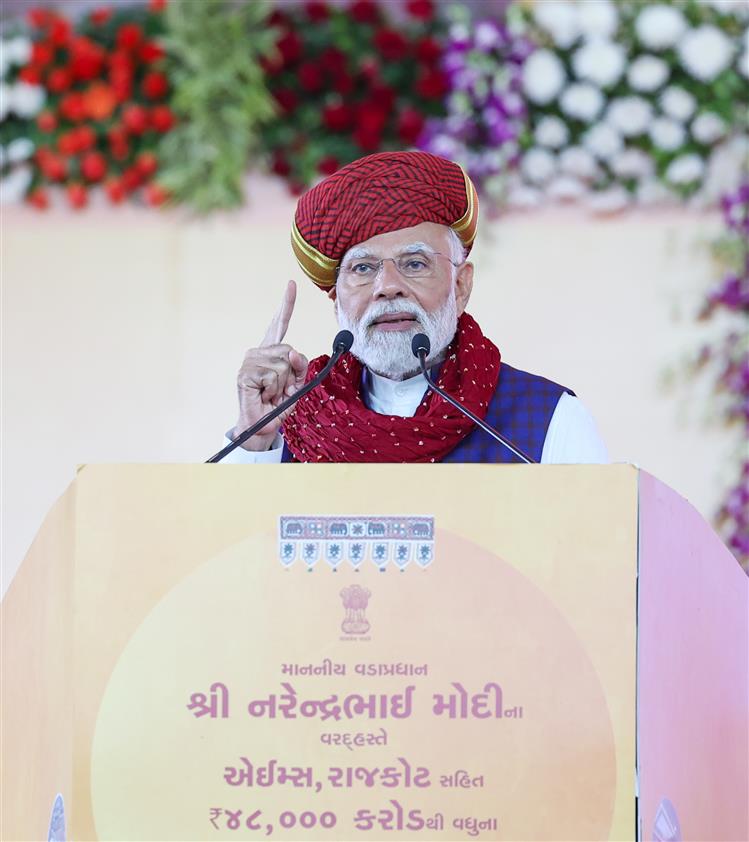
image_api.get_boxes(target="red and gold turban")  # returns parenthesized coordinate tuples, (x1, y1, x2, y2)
(292, 151, 479, 291)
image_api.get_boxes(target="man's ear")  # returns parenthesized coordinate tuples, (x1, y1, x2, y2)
(327, 286, 337, 302)
(454, 262, 474, 316)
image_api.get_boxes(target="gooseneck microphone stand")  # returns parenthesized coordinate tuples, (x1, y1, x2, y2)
(206, 330, 354, 464)
(411, 333, 536, 464)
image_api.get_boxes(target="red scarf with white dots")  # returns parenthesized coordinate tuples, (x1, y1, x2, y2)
(282, 313, 501, 463)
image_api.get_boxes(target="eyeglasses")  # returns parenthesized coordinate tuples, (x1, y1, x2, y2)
(337, 251, 461, 287)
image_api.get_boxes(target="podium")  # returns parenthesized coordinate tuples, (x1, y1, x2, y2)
(2, 465, 747, 841)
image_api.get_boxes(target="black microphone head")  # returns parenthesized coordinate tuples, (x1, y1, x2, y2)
(411, 333, 431, 358)
(333, 329, 354, 354)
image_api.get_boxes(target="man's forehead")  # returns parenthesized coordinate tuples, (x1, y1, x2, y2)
(343, 222, 451, 260)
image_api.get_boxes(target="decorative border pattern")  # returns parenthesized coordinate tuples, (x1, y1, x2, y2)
(278, 515, 435, 571)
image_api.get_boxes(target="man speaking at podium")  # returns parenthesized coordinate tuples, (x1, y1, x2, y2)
(221, 151, 608, 465)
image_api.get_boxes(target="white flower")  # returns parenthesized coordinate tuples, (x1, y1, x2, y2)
(577, 1, 619, 40)
(665, 154, 705, 184)
(560, 82, 604, 122)
(559, 146, 599, 179)
(0, 164, 32, 204)
(627, 55, 669, 92)
(611, 148, 655, 179)
(636, 178, 673, 205)
(635, 5, 687, 50)
(650, 117, 687, 151)
(699, 135, 749, 202)
(586, 186, 631, 214)
(6, 137, 34, 163)
(659, 86, 696, 121)
(521, 147, 556, 184)
(606, 97, 653, 137)
(5, 37, 32, 66)
(522, 49, 566, 105)
(678, 26, 735, 82)
(547, 175, 587, 201)
(583, 123, 623, 160)
(506, 183, 542, 209)
(534, 115, 569, 149)
(475, 21, 500, 51)
(572, 39, 626, 88)
(533, 1, 580, 49)
(10, 83, 46, 118)
(692, 112, 728, 145)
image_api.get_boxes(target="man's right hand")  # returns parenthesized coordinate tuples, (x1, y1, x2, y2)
(233, 280, 309, 451)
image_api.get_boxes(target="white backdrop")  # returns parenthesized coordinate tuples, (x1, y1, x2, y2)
(2, 175, 734, 594)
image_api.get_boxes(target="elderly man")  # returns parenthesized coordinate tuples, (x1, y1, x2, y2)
(223, 151, 607, 464)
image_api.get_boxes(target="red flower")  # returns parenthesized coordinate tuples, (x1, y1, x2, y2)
(18, 66, 42, 85)
(271, 154, 291, 177)
(268, 10, 289, 27)
(305, 1, 329, 22)
(333, 72, 355, 95)
(396, 106, 425, 145)
(122, 165, 144, 191)
(74, 125, 97, 152)
(41, 154, 68, 182)
(298, 61, 324, 93)
(27, 188, 50, 210)
(70, 37, 106, 81)
(59, 93, 87, 122)
(66, 182, 88, 209)
(374, 29, 408, 61)
(276, 31, 302, 66)
(142, 71, 169, 99)
(322, 101, 354, 131)
(370, 84, 395, 109)
(149, 105, 175, 132)
(415, 36, 442, 64)
(36, 111, 57, 132)
(406, 0, 434, 20)
(49, 17, 72, 46)
(319, 47, 346, 74)
(105, 177, 126, 204)
(31, 41, 55, 66)
(140, 41, 165, 63)
(358, 56, 380, 84)
(122, 104, 149, 135)
(349, 1, 379, 23)
(136, 151, 159, 178)
(47, 66, 73, 94)
(317, 155, 340, 176)
(116, 23, 143, 51)
(110, 139, 130, 162)
(144, 183, 169, 207)
(353, 127, 382, 151)
(57, 131, 80, 156)
(83, 82, 118, 120)
(90, 8, 112, 25)
(148, 0, 167, 11)
(273, 88, 299, 114)
(416, 67, 447, 99)
(81, 151, 107, 182)
(357, 105, 388, 136)
(27, 8, 54, 29)
(109, 50, 134, 73)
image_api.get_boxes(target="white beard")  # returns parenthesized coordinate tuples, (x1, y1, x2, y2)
(336, 292, 458, 380)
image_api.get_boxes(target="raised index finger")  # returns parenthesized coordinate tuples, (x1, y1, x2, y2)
(261, 280, 297, 347)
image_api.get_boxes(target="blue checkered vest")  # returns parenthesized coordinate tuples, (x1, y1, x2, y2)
(282, 363, 572, 464)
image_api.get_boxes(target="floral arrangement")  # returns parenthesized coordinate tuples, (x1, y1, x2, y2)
(156, 0, 276, 212)
(416, 5, 533, 206)
(512, 0, 749, 213)
(258, 0, 448, 192)
(1, 0, 172, 209)
(696, 183, 749, 569)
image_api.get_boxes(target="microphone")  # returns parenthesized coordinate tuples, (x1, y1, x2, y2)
(206, 330, 354, 463)
(411, 333, 536, 464)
